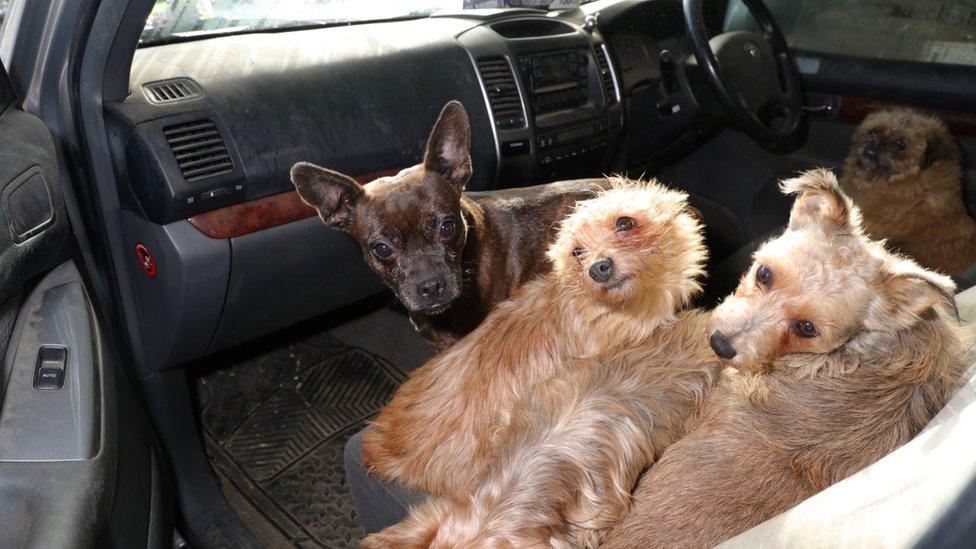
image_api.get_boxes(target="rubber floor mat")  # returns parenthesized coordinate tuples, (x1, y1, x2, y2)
(197, 331, 405, 547)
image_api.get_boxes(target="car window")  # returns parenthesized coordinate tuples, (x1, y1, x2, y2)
(725, 0, 976, 66)
(140, 0, 590, 46)
(140, 0, 453, 45)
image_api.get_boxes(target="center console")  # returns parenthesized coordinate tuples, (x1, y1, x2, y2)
(518, 49, 611, 168)
(457, 15, 624, 186)
(520, 50, 590, 114)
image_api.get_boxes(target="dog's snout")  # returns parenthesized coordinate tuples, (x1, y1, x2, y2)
(588, 258, 614, 283)
(709, 331, 737, 360)
(418, 276, 447, 299)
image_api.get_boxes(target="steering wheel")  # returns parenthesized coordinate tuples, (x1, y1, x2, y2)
(683, 0, 803, 149)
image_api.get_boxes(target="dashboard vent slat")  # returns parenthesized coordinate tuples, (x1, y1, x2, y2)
(476, 57, 525, 130)
(163, 120, 234, 182)
(595, 47, 618, 106)
(143, 78, 203, 105)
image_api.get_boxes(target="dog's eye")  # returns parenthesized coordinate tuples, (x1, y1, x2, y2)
(896, 138, 907, 151)
(792, 320, 818, 338)
(756, 264, 773, 287)
(572, 247, 585, 259)
(867, 128, 880, 138)
(615, 216, 635, 232)
(372, 243, 394, 260)
(438, 219, 458, 239)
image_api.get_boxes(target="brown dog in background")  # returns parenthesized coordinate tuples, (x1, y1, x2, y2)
(360, 179, 708, 505)
(840, 108, 976, 277)
(603, 169, 971, 548)
(292, 101, 604, 351)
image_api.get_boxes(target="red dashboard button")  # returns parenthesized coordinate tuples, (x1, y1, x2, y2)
(135, 243, 157, 278)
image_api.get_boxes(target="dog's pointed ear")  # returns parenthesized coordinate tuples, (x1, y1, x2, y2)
(921, 132, 952, 170)
(876, 263, 958, 328)
(291, 162, 364, 230)
(781, 169, 860, 236)
(423, 100, 472, 191)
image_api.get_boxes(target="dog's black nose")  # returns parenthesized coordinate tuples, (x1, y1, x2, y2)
(862, 145, 878, 162)
(418, 276, 446, 299)
(709, 331, 737, 360)
(588, 258, 614, 283)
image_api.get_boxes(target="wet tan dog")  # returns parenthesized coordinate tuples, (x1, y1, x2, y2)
(361, 310, 720, 548)
(840, 108, 976, 277)
(603, 169, 971, 548)
(292, 101, 604, 351)
(361, 179, 707, 503)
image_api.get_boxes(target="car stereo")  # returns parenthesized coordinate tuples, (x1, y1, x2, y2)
(518, 49, 590, 115)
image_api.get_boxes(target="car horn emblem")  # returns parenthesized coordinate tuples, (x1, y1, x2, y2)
(743, 41, 761, 61)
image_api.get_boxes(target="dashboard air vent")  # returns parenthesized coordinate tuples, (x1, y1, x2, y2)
(143, 78, 202, 104)
(163, 120, 234, 182)
(595, 47, 618, 106)
(476, 57, 525, 130)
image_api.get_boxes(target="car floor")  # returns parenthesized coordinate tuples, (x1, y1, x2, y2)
(190, 295, 432, 548)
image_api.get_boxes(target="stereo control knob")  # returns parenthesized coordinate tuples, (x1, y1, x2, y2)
(583, 13, 599, 32)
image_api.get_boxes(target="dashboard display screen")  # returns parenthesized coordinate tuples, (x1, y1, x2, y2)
(537, 55, 574, 82)
(528, 50, 587, 88)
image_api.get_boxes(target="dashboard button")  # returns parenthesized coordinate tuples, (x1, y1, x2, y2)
(202, 187, 231, 200)
(501, 140, 529, 157)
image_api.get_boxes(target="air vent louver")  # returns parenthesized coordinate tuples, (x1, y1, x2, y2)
(476, 57, 525, 130)
(595, 47, 618, 106)
(163, 120, 234, 182)
(143, 78, 202, 104)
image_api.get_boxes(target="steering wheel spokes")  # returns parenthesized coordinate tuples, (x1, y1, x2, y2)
(684, 0, 803, 149)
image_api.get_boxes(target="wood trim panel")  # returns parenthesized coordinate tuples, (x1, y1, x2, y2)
(187, 168, 402, 239)
(838, 96, 976, 137)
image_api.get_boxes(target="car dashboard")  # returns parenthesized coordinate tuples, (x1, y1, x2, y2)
(107, 0, 715, 372)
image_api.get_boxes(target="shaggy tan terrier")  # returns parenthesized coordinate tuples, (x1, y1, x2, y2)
(360, 310, 720, 548)
(840, 108, 976, 277)
(603, 169, 971, 548)
(360, 178, 707, 503)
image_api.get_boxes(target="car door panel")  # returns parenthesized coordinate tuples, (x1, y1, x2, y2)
(0, 59, 169, 547)
(0, 104, 69, 308)
(797, 51, 976, 112)
(0, 263, 98, 460)
(0, 262, 110, 548)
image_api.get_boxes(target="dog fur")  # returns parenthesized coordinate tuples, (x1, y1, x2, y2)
(602, 169, 971, 548)
(292, 101, 605, 351)
(360, 178, 707, 503)
(360, 309, 720, 548)
(840, 108, 976, 277)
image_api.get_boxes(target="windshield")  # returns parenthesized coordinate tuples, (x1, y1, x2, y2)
(140, 0, 587, 45)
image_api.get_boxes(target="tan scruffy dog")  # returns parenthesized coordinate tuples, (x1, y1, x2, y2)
(361, 310, 721, 548)
(841, 108, 976, 277)
(603, 169, 972, 549)
(361, 178, 707, 502)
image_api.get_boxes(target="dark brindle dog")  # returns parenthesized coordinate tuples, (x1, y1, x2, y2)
(291, 101, 604, 351)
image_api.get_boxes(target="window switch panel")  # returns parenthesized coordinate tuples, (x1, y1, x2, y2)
(33, 345, 67, 390)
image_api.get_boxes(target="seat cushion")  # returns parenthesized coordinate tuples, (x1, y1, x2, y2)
(344, 429, 425, 534)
